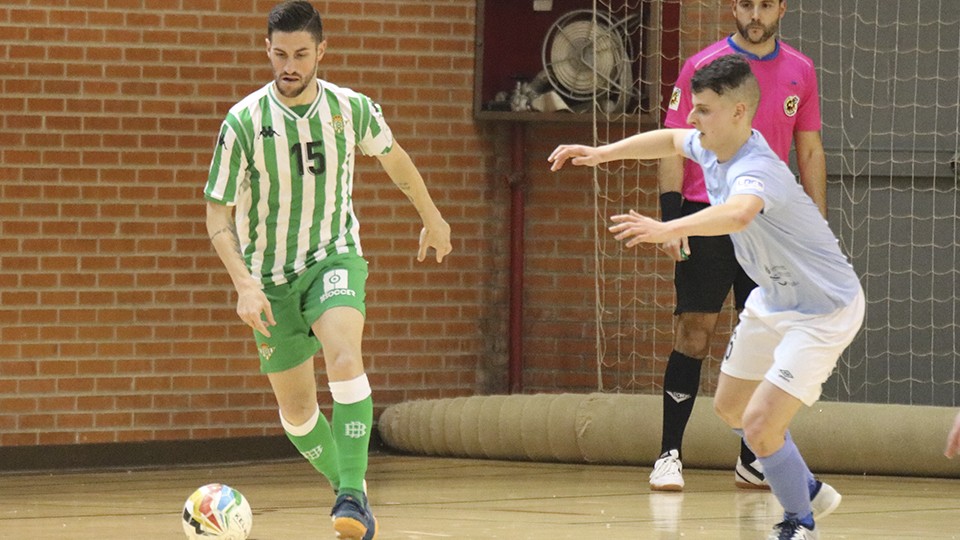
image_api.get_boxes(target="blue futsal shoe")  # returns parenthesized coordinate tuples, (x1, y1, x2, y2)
(768, 518, 818, 540)
(331, 491, 377, 540)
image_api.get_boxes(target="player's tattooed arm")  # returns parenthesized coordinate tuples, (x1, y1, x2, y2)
(205, 201, 275, 335)
(377, 143, 442, 220)
(206, 201, 259, 289)
(209, 221, 243, 259)
(392, 180, 416, 205)
(376, 142, 452, 262)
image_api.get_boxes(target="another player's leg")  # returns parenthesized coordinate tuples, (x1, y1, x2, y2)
(716, 375, 816, 538)
(714, 313, 815, 538)
(652, 312, 717, 491)
(314, 306, 376, 540)
(736, 428, 839, 519)
(725, 294, 862, 539)
(652, 228, 733, 491)
(258, 287, 342, 490)
(760, 292, 864, 532)
(730, 265, 768, 490)
(741, 382, 818, 539)
(738, 427, 842, 520)
(269, 359, 341, 490)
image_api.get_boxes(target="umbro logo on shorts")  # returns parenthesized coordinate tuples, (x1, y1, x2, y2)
(778, 369, 794, 382)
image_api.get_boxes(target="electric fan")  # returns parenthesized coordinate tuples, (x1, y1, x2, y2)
(541, 10, 636, 113)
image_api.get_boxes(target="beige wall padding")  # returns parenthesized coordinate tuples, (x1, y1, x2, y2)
(378, 393, 960, 478)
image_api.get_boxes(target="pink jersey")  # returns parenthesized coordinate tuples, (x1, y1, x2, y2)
(664, 37, 821, 203)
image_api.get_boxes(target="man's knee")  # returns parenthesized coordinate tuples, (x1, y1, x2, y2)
(324, 349, 364, 381)
(713, 393, 742, 428)
(278, 398, 320, 426)
(740, 412, 784, 457)
(675, 313, 718, 357)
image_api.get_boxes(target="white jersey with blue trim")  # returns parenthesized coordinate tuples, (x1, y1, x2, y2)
(682, 129, 861, 314)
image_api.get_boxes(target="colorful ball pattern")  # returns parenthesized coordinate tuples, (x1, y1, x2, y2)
(181, 483, 253, 540)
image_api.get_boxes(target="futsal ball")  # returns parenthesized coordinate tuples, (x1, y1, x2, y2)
(181, 483, 253, 540)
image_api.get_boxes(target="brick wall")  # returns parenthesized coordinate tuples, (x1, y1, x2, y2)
(681, 0, 730, 57)
(0, 0, 728, 451)
(0, 0, 508, 448)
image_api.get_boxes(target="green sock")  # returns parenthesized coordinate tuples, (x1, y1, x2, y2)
(332, 395, 373, 494)
(283, 409, 340, 490)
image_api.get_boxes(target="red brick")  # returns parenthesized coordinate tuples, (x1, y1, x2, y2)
(0, 0, 712, 449)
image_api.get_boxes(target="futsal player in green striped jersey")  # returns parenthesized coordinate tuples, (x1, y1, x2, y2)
(204, 2, 452, 539)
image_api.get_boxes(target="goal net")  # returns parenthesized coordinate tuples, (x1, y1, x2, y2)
(591, 0, 960, 405)
(784, 0, 960, 405)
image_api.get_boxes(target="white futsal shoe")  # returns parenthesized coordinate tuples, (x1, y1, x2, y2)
(649, 449, 684, 491)
(735, 456, 771, 490)
(810, 480, 841, 520)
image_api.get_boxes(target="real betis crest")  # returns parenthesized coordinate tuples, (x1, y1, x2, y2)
(331, 115, 344, 134)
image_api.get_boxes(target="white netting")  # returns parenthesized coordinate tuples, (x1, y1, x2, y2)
(591, 0, 683, 394)
(592, 0, 960, 405)
(784, 0, 960, 405)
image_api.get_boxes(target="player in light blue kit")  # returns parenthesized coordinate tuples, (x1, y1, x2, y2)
(548, 54, 863, 540)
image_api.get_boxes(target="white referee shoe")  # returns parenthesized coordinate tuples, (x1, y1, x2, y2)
(649, 449, 684, 491)
(735, 456, 771, 490)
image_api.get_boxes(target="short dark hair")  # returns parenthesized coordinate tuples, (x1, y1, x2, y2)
(690, 54, 753, 96)
(268, 1, 323, 43)
(690, 54, 760, 114)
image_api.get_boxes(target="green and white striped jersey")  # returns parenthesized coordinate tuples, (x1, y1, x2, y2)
(205, 79, 393, 287)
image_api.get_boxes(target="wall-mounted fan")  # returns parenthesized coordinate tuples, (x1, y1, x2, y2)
(541, 10, 638, 113)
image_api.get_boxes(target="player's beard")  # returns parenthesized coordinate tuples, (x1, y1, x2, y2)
(735, 19, 779, 45)
(275, 63, 318, 99)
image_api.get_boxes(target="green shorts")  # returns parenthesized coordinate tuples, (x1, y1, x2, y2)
(253, 254, 368, 374)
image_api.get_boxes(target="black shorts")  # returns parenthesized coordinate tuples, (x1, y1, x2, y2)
(673, 201, 757, 315)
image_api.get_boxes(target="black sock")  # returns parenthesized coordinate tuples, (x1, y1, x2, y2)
(740, 437, 757, 464)
(660, 350, 703, 458)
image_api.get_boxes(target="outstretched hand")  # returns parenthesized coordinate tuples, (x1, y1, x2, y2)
(609, 210, 674, 247)
(548, 144, 603, 171)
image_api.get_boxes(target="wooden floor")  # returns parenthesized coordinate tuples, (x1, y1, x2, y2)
(2, 454, 960, 539)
